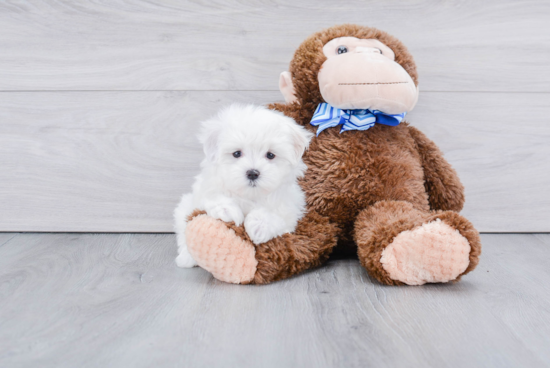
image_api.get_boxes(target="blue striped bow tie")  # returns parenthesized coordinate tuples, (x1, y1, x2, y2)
(310, 103, 406, 136)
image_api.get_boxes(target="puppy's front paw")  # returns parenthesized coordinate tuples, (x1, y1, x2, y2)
(208, 203, 244, 226)
(175, 247, 198, 268)
(245, 209, 285, 245)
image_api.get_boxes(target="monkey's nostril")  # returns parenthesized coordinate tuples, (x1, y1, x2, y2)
(246, 169, 260, 181)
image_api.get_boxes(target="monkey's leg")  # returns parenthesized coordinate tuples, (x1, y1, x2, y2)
(354, 201, 481, 286)
(185, 210, 339, 284)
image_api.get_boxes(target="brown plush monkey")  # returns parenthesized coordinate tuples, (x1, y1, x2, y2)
(185, 24, 481, 286)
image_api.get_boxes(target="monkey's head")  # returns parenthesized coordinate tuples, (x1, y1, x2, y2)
(279, 24, 419, 115)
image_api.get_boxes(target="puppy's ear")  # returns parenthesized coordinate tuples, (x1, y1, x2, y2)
(198, 118, 221, 163)
(283, 118, 314, 165)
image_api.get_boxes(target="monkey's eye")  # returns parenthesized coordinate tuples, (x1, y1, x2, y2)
(233, 151, 242, 158)
(266, 152, 275, 160)
(337, 45, 348, 54)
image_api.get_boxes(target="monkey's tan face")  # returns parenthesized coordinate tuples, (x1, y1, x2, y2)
(317, 37, 418, 114)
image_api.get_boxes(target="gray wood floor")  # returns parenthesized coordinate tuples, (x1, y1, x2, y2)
(1, 233, 549, 368)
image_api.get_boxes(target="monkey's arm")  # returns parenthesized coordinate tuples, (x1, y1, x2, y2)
(408, 126, 465, 212)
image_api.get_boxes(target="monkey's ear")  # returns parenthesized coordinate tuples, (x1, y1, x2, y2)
(279, 71, 298, 104)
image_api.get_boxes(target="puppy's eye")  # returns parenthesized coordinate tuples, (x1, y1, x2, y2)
(232, 151, 242, 158)
(266, 152, 275, 160)
(337, 45, 348, 54)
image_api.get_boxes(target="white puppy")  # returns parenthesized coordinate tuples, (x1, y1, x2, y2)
(174, 104, 313, 268)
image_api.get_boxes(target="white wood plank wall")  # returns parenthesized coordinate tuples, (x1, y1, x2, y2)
(0, 1, 549, 232)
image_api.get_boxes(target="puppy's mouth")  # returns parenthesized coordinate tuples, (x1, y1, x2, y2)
(248, 181, 257, 188)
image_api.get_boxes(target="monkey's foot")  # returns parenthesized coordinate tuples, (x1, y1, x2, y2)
(380, 219, 471, 285)
(186, 214, 258, 284)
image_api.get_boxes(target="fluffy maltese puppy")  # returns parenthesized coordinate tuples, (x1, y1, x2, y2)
(174, 104, 313, 268)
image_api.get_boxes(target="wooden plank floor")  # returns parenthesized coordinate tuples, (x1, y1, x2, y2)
(1, 233, 549, 367)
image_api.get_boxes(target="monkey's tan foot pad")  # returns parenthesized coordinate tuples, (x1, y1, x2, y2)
(380, 219, 471, 285)
(186, 214, 258, 284)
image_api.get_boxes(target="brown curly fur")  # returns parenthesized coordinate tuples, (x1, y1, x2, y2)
(190, 24, 481, 284)
(273, 24, 418, 132)
(353, 201, 481, 285)
(262, 24, 480, 284)
(188, 209, 338, 284)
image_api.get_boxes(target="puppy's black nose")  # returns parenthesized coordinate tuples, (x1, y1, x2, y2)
(246, 169, 260, 181)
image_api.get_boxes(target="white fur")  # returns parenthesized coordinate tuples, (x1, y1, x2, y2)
(174, 104, 313, 268)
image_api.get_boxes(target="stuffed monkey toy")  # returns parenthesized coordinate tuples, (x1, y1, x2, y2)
(184, 24, 481, 285)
